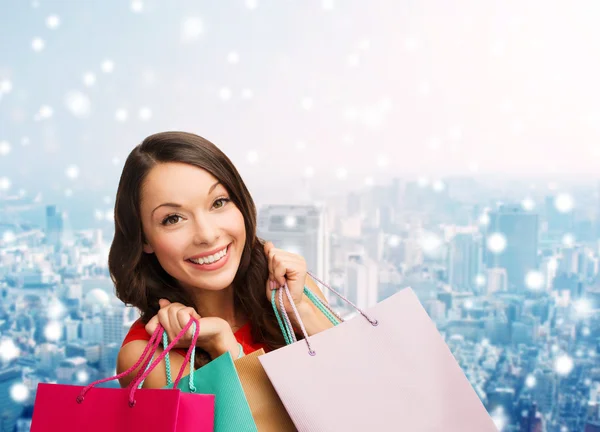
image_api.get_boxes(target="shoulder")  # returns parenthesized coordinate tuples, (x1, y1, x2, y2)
(121, 318, 150, 348)
(117, 340, 190, 389)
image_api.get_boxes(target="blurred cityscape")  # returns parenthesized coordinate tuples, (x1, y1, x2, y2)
(1, 175, 599, 431)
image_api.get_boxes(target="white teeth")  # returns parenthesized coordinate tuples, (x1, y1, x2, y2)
(189, 246, 228, 265)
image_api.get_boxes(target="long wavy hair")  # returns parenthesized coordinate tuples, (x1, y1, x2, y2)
(108, 131, 287, 366)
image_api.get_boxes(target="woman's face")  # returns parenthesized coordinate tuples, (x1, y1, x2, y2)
(140, 162, 246, 292)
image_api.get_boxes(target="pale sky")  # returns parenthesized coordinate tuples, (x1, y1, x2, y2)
(2, 0, 600, 205)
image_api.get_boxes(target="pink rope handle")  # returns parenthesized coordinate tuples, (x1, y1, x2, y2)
(76, 324, 163, 404)
(307, 270, 378, 326)
(127, 324, 165, 389)
(279, 282, 316, 356)
(128, 317, 200, 406)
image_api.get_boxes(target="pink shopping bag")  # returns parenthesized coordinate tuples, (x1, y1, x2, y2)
(31, 317, 215, 432)
(259, 271, 499, 432)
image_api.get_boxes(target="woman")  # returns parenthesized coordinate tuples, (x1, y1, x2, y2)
(111, 131, 334, 388)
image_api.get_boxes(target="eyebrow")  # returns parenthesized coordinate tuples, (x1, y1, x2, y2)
(151, 181, 221, 217)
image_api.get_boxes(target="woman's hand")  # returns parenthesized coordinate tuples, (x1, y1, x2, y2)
(263, 241, 308, 313)
(145, 299, 240, 359)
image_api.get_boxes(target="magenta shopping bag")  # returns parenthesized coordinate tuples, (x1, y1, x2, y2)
(31, 318, 215, 432)
(259, 271, 498, 432)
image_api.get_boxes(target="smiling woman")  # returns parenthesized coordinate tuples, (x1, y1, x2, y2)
(110, 131, 334, 389)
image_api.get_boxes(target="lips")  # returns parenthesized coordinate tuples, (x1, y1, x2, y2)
(187, 243, 231, 262)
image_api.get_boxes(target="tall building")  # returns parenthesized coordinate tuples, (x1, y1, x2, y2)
(257, 204, 330, 295)
(485, 205, 539, 292)
(45, 205, 64, 249)
(82, 316, 103, 344)
(545, 195, 574, 237)
(0, 367, 23, 432)
(486, 268, 508, 295)
(346, 254, 378, 310)
(103, 306, 127, 345)
(448, 232, 483, 292)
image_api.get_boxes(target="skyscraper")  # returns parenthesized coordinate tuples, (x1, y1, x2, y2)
(45, 205, 64, 249)
(257, 204, 330, 295)
(485, 205, 539, 292)
(346, 254, 378, 310)
(448, 232, 483, 292)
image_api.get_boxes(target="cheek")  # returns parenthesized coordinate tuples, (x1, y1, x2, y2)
(152, 232, 188, 262)
(231, 210, 246, 240)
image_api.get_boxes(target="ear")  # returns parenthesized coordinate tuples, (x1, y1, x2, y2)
(143, 242, 154, 254)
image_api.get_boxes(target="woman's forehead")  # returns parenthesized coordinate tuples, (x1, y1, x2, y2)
(141, 163, 220, 204)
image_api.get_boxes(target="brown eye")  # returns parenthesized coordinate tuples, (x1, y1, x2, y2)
(213, 198, 231, 209)
(161, 215, 182, 226)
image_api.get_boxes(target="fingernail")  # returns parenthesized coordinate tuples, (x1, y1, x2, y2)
(270, 280, 276, 290)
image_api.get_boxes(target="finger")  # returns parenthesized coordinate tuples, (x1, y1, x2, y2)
(177, 307, 199, 338)
(267, 246, 277, 282)
(168, 305, 185, 340)
(158, 298, 171, 308)
(263, 241, 273, 256)
(272, 256, 289, 287)
(145, 315, 159, 336)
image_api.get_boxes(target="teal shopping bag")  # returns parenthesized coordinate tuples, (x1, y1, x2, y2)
(152, 327, 257, 432)
(166, 351, 257, 432)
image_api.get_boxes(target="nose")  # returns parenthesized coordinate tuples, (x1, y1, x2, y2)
(191, 214, 220, 246)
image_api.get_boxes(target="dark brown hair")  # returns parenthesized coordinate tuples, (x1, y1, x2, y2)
(108, 131, 287, 365)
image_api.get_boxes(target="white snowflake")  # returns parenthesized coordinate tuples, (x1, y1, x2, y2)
(246, 150, 258, 164)
(0, 338, 20, 362)
(227, 52, 239, 64)
(10, 383, 29, 403)
(487, 233, 507, 254)
(44, 322, 62, 342)
(139, 107, 152, 121)
(0, 140, 11, 156)
(181, 17, 204, 43)
(241, 88, 254, 99)
(66, 165, 80, 179)
(219, 87, 232, 101)
(65, 91, 91, 118)
(115, 108, 128, 122)
(0, 177, 11, 190)
(301, 97, 313, 111)
(131, 0, 143, 13)
(46, 14, 61, 29)
(554, 193, 574, 213)
(101, 59, 115, 73)
(245, 0, 258, 9)
(32, 38, 45, 52)
(83, 72, 96, 87)
(0, 79, 12, 94)
(322, 0, 334, 10)
(524, 271, 544, 290)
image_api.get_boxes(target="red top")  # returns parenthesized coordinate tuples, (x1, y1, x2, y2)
(121, 318, 268, 358)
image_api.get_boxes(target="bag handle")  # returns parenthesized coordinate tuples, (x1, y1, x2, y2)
(275, 271, 378, 355)
(128, 318, 200, 406)
(306, 271, 378, 326)
(133, 322, 199, 392)
(75, 317, 199, 408)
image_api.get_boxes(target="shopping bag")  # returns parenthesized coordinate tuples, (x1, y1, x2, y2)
(155, 331, 258, 432)
(234, 349, 296, 432)
(259, 271, 498, 432)
(31, 318, 214, 432)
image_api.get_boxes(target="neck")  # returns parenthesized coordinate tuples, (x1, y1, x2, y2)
(185, 283, 246, 331)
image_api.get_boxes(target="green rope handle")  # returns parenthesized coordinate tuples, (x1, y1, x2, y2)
(303, 287, 341, 326)
(137, 323, 197, 391)
(272, 285, 342, 345)
(271, 288, 294, 345)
